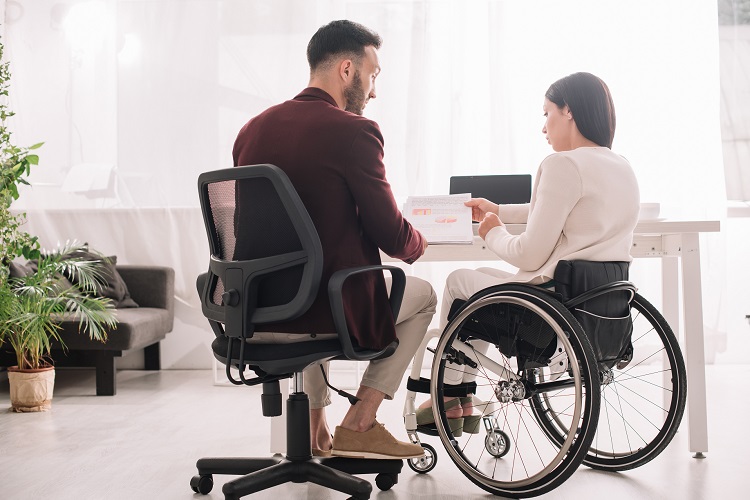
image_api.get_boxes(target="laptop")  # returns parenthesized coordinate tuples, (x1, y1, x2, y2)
(449, 174, 532, 205)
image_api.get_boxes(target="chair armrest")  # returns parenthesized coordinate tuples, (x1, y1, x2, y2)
(563, 281, 636, 309)
(328, 265, 405, 361)
(116, 265, 175, 311)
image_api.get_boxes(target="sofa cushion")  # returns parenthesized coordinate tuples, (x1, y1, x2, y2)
(8, 260, 35, 278)
(26, 248, 139, 308)
(64, 250, 139, 308)
(53, 308, 171, 351)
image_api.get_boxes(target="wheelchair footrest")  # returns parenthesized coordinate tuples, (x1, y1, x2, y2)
(406, 377, 476, 397)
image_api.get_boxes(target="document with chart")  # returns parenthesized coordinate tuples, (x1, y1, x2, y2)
(403, 193, 473, 244)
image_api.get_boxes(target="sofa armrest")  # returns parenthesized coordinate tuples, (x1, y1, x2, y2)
(116, 265, 175, 312)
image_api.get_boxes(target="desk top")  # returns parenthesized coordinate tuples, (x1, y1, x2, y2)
(384, 219, 720, 263)
(503, 219, 720, 236)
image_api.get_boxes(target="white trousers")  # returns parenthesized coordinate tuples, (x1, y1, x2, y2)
(250, 275, 437, 409)
(440, 267, 515, 385)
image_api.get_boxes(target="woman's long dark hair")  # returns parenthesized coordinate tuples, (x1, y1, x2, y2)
(545, 72, 616, 149)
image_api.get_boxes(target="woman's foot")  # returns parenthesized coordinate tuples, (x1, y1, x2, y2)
(418, 397, 471, 418)
(459, 396, 482, 434)
(416, 397, 465, 436)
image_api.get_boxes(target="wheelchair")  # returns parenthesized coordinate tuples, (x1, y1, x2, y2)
(402, 261, 687, 498)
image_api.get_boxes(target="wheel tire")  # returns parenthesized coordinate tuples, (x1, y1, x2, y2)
(407, 443, 438, 474)
(431, 284, 601, 498)
(190, 474, 213, 495)
(375, 472, 398, 491)
(585, 293, 687, 470)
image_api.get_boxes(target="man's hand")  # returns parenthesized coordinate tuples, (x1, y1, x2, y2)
(465, 198, 499, 222)
(421, 237, 429, 254)
(478, 212, 503, 240)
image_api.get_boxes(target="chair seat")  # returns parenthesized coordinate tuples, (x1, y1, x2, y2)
(212, 336, 344, 374)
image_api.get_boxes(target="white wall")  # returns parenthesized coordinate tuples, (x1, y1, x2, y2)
(3, 0, 737, 369)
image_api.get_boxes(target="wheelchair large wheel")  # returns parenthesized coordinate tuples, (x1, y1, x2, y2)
(533, 292, 686, 471)
(430, 285, 601, 498)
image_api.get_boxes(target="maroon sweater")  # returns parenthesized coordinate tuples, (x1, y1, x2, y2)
(232, 88, 425, 349)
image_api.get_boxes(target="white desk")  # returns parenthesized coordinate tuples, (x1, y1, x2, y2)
(383, 219, 720, 457)
(18, 208, 717, 456)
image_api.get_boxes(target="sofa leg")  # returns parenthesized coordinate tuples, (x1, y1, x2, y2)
(95, 351, 116, 396)
(144, 342, 161, 370)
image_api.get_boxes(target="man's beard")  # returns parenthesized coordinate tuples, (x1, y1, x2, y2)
(344, 70, 366, 115)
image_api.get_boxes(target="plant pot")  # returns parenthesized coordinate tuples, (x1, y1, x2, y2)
(7, 365, 55, 412)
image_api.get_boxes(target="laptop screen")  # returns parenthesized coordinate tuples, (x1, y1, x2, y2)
(449, 174, 532, 205)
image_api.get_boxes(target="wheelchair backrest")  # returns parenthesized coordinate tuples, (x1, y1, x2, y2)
(554, 260, 634, 368)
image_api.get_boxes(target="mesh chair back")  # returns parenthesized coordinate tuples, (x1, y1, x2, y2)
(206, 180, 236, 305)
(197, 164, 323, 328)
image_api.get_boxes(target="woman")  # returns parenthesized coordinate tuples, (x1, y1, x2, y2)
(417, 72, 640, 429)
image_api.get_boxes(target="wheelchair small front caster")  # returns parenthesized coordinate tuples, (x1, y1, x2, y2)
(485, 429, 510, 458)
(407, 443, 437, 474)
(190, 474, 213, 494)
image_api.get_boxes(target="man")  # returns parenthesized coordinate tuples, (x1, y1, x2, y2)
(233, 20, 436, 459)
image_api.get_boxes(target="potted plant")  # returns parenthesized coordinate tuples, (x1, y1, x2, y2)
(0, 37, 117, 412)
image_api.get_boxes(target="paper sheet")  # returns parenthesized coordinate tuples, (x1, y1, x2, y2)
(403, 193, 473, 244)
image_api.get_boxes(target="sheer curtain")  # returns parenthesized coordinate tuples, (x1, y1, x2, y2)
(720, 0, 750, 201)
(4, 0, 728, 368)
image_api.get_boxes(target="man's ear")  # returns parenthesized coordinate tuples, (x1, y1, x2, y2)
(339, 59, 354, 82)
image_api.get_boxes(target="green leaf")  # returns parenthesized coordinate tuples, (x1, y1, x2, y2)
(25, 155, 39, 165)
(29, 142, 44, 150)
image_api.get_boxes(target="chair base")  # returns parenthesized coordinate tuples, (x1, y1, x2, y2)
(192, 390, 402, 499)
(194, 456, 402, 499)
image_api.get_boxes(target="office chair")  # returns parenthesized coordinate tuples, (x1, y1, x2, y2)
(191, 164, 405, 500)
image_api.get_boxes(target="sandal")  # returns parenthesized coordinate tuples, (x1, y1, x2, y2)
(416, 398, 464, 437)
(460, 396, 482, 434)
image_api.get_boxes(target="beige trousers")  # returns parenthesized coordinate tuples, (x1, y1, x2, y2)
(249, 275, 437, 409)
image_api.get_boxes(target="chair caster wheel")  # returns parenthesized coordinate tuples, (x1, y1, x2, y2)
(407, 443, 437, 474)
(485, 429, 511, 458)
(190, 474, 213, 494)
(375, 472, 398, 491)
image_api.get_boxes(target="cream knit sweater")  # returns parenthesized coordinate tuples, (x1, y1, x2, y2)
(485, 146, 640, 283)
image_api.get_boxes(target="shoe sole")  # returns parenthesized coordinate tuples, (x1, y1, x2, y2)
(417, 420, 464, 437)
(331, 449, 424, 460)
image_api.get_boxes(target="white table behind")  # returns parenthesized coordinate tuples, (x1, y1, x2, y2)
(381, 219, 720, 457)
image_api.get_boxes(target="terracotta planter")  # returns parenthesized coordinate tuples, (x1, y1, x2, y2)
(7, 366, 56, 412)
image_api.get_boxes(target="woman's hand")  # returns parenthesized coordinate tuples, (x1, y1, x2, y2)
(465, 198, 499, 222)
(478, 212, 503, 240)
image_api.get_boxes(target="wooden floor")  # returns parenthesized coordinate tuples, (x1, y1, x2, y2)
(0, 365, 747, 500)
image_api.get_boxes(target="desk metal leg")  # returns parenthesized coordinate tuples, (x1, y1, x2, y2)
(680, 233, 709, 457)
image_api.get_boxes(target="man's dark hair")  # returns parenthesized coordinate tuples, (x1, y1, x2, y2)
(545, 72, 616, 149)
(307, 20, 382, 71)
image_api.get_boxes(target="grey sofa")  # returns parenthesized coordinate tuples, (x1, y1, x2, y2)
(50, 265, 175, 395)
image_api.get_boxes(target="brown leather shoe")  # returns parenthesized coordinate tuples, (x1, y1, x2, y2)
(331, 421, 424, 459)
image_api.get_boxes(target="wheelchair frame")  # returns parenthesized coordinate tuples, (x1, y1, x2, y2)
(402, 279, 686, 498)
